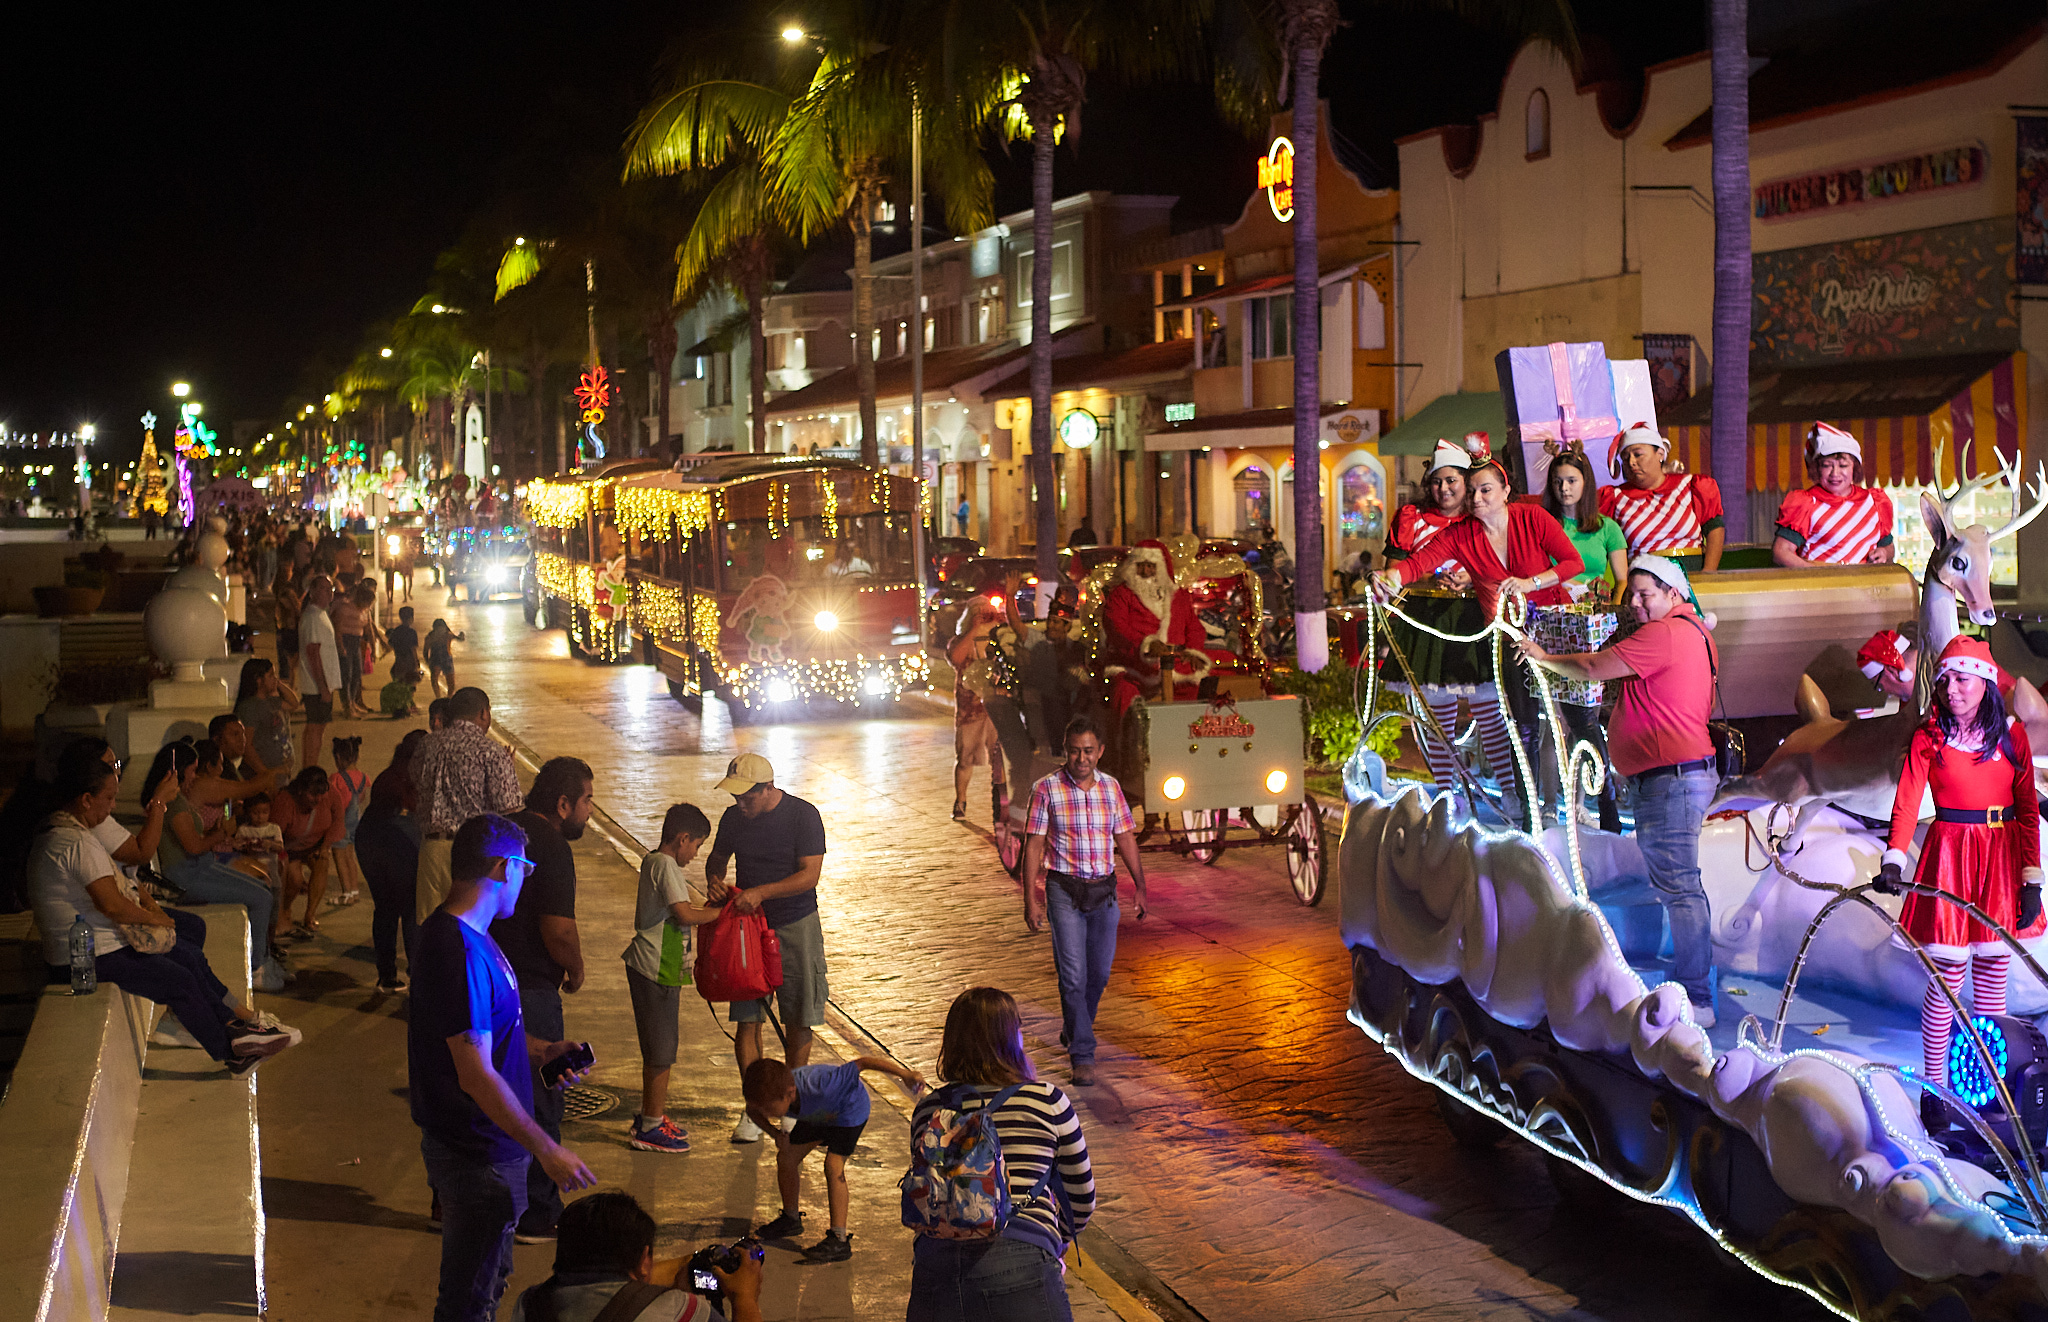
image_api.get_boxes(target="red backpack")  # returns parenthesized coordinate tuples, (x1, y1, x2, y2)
(693, 902, 784, 1003)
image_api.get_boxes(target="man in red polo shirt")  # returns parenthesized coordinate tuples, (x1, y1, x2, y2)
(1518, 554, 1720, 1027)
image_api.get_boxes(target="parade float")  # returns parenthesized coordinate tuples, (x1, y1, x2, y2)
(1339, 374, 2048, 1316)
(524, 457, 667, 659)
(611, 454, 928, 714)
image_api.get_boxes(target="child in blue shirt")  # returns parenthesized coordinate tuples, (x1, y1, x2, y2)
(741, 1054, 925, 1261)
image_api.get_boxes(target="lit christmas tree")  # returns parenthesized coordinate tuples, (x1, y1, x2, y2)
(137, 412, 169, 516)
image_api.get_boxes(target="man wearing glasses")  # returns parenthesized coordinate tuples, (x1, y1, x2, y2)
(409, 813, 596, 1322)
(1023, 717, 1148, 1087)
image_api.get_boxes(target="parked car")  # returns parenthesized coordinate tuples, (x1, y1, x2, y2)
(928, 536, 982, 583)
(926, 554, 1037, 649)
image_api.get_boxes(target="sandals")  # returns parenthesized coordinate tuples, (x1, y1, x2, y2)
(288, 922, 319, 939)
(951, 800, 967, 820)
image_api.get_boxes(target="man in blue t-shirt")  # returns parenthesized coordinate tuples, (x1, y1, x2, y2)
(410, 813, 596, 1322)
(706, 753, 828, 1145)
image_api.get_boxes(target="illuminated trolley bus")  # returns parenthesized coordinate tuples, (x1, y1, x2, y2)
(616, 455, 928, 717)
(523, 458, 666, 661)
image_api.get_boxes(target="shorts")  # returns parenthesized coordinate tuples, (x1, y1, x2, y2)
(730, 909, 827, 1028)
(954, 714, 1002, 770)
(788, 1120, 865, 1157)
(303, 693, 334, 723)
(625, 965, 680, 1070)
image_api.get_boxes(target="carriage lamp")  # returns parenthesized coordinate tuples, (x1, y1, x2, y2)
(766, 677, 797, 703)
(1265, 770, 1289, 794)
(814, 610, 840, 632)
(1161, 776, 1187, 801)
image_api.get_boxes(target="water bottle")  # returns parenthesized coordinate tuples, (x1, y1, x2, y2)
(69, 914, 96, 995)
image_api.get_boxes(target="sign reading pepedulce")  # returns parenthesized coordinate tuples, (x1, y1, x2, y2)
(1753, 143, 1985, 222)
(1257, 137, 1295, 222)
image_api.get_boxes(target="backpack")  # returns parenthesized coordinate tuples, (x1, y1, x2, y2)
(692, 902, 782, 1003)
(900, 1083, 1058, 1240)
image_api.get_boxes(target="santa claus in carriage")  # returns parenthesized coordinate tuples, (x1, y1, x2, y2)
(1101, 539, 1212, 716)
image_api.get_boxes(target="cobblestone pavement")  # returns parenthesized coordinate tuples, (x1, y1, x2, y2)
(330, 595, 1827, 1321)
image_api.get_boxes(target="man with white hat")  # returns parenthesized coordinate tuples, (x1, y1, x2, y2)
(1517, 554, 1722, 1026)
(1599, 424, 1726, 571)
(1771, 422, 1896, 568)
(704, 752, 829, 1146)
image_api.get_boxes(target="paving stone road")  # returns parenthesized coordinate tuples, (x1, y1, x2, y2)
(398, 597, 1830, 1321)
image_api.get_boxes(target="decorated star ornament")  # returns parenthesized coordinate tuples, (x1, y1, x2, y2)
(140, 410, 157, 432)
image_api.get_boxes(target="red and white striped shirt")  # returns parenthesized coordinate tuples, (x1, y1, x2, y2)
(1774, 485, 1894, 564)
(1387, 504, 1462, 575)
(1598, 473, 1725, 557)
(1026, 767, 1136, 879)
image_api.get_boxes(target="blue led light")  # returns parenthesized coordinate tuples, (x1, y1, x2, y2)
(1948, 1016, 2010, 1109)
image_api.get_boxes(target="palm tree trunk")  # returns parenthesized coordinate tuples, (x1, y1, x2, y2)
(1709, 0, 1751, 540)
(1026, 103, 1060, 586)
(745, 245, 770, 454)
(651, 320, 676, 462)
(1285, 0, 1338, 672)
(852, 188, 879, 467)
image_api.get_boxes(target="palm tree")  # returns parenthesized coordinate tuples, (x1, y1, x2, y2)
(1709, 0, 1750, 535)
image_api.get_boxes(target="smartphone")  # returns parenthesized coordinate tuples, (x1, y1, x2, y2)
(540, 1041, 594, 1090)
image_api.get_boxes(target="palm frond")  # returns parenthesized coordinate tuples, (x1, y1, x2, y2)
(494, 244, 545, 302)
(623, 79, 791, 179)
(675, 167, 777, 297)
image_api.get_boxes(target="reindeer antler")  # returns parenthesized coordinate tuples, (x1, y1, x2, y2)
(1989, 454, 2048, 546)
(1930, 442, 2004, 537)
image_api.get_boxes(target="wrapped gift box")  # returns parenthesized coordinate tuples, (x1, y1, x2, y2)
(1525, 603, 1620, 707)
(1496, 342, 1622, 496)
(1608, 359, 1658, 444)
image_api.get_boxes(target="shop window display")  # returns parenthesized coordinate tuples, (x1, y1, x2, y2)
(1337, 461, 1386, 550)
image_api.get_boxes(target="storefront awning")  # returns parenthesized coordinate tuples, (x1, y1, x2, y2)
(1662, 351, 2026, 490)
(1374, 391, 1508, 457)
(1155, 262, 1362, 312)
(1143, 404, 1380, 452)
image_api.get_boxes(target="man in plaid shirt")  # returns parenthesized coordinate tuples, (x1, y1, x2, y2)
(1024, 715, 1148, 1088)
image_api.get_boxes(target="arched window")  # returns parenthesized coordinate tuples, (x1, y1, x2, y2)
(1526, 89, 1551, 159)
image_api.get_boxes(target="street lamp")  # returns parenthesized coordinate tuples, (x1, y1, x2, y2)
(781, 24, 806, 41)
(172, 382, 190, 398)
(380, 347, 393, 358)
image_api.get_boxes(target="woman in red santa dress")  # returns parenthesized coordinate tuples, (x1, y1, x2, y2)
(1372, 440, 1583, 820)
(1772, 423, 1896, 568)
(1878, 636, 2045, 1131)
(1101, 540, 1210, 718)
(1599, 423, 1726, 571)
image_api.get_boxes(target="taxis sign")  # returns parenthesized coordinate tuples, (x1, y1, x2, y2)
(1189, 710, 1256, 739)
(1257, 137, 1295, 222)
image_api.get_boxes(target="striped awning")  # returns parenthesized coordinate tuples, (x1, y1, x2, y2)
(1663, 351, 2026, 491)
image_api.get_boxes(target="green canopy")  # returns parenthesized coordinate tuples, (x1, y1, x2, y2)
(1378, 391, 1507, 457)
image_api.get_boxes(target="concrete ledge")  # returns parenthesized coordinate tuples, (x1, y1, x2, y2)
(0, 971, 152, 1322)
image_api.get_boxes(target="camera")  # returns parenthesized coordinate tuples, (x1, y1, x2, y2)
(685, 1235, 762, 1308)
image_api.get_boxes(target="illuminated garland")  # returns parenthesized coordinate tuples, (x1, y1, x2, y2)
(528, 479, 591, 529)
(721, 651, 931, 710)
(633, 578, 722, 648)
(615, 485, 714, 543)
(821, 479, 840, 540)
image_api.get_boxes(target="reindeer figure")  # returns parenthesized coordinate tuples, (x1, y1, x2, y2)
(1711, 447, 2048, 843)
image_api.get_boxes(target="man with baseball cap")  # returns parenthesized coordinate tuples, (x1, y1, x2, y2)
(705, 753, 829, 1147)
(1772, 422, 1896, 568)
(410, 812, 596, 1322)
(1518, 554, 1722, 1027)
(1599, 424, 1726, 571)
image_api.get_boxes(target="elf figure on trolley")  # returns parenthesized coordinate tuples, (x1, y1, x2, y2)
(1599, 423, 1725, 571)
(1878, 636, 2046, 1132)
(1772, 422, 1897, 568)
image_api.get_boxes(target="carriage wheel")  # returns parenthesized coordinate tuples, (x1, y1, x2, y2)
(1286, 793, 1328, 906)
(1181, 809, 1225, 864)
(995, 814, 1024, 878)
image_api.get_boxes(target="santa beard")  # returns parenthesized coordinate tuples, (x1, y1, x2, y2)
(1125, 571, 1171, 622)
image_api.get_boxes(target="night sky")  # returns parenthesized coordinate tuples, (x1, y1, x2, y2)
(0, 0, 1706, 463)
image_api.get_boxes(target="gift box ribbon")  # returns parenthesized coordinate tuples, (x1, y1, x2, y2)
(1520, 342, 1618, 447)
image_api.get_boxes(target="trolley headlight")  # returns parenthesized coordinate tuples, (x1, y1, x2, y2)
(386, 534, 401, 555)
(766, 677, 797, 703)
(1265, 769, 1288, 795)
(814, 610, 839, 632)
(1161, 775, 1187, 801)
(863, 673, 890, 696)
(485, 566, 505, 586)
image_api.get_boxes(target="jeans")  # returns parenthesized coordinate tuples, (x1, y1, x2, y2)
(906, 1236, 1072, 1322)
(1630, 766, 1717, 1003)
(519, 985, 565, 1233)
(95, 909, 239, 1061)
(1046, 877, 1118, 1066)
(339, 634, 363, 708)
(420, 1134, 528, 1322)
(164, 856, 275, 970)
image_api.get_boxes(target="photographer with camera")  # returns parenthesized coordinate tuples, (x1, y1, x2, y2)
(510, 1191, 763, 1322)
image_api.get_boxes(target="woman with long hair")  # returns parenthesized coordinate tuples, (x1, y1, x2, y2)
(235, 657, 302, 773)
(357, 728, 427, 990)
(1882, 637, 2045, 1132)
(142, 739, 289, 991)
(904, 987, 1095, 1321)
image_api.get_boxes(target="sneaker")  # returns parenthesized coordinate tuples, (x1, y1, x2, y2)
(375, 977, 407, 993)
(755, 1211, 804, 1242)
(150, 1014, 204, 1050)
(629, 1117, 691, 1154)
(731, 1113, 765, 1144)
(230, 1016, 303, 1048)
(253, 959, 288, 993)
(230, 1026, 295, 1058)
(801, 1232, 853, 1262)
(225, 1054, 262, 1077)
(1689, 1000, 1717, 1030)
(514, 1222, 557, 1245)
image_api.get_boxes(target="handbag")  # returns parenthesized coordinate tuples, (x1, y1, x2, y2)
(119, 919, 177, 954)
(1678, 614, 1745, 783)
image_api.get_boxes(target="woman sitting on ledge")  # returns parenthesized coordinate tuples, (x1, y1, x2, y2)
(28, 759, 297, 1075)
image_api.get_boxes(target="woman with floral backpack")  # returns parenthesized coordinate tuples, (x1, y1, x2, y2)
(903, 987, 1095, 1321)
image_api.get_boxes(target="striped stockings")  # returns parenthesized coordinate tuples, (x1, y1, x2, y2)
(1414, 685, 1522, 802)
(1920, 954, 2011, 1086)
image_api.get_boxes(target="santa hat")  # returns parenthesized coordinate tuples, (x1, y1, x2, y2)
(1857, 629, 1913, 682)
(1808, 422, 1861, 462)
(1428, 440, 1473, 476)
(1934, 635, 2002, 686)
(1607, 423, 1667, 480)
(1127, 538, 1175, 578)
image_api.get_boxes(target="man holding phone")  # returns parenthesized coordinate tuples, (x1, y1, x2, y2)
(410, 813, 596, 1322)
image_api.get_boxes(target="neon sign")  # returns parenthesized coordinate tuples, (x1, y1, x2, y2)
(1257, 137, 1295, 222)
(575, 365, 613, 463)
